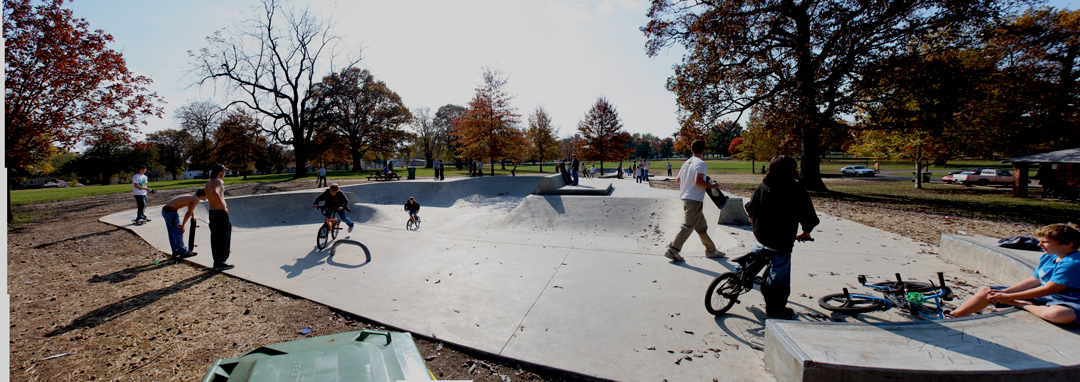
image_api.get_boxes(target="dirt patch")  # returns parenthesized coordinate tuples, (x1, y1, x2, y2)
(8, 178, 556, 381)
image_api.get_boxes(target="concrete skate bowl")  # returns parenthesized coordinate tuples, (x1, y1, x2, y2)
(192, 176, 549, 229)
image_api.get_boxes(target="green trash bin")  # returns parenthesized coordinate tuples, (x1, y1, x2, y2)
(407, 167, 416, 180)
(200, 329, 433, 382)
(912, 172, 931, 182)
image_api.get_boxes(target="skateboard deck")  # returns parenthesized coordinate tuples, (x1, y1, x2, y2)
(704, 176, 729, 209)
(187, 218, 198, 252)
(132, 218, 150, 225)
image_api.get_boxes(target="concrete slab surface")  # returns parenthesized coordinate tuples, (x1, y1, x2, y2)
(102, 175, 1019, 381)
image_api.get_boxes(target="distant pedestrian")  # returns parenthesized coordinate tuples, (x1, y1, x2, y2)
(664, 140, 725, 263)
(161, 189, 207, 258)
(617, 162, 623, 179)
(205, 164, 234, 271)
(132, 165, 152, 223)
(571, 155, 580, 186)
(317, 166, 327, 187)
(643, 160, 650, 182)
(433, 160, 441, 181)
(667, 162, 672, 177)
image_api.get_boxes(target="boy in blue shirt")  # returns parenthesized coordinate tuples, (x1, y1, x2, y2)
(949, 223, 1080, 324)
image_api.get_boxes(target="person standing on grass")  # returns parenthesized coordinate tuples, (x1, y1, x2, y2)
(132, 165, 152, 223)
(161, 189, 207, 258)
(744, 155, 819, 320)
(664, 140, 725, 263)
(667, 161, 672, 177)
(205, 164, 234, 271)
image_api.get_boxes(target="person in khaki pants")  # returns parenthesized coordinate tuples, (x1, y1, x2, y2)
(664, 140, 725, 262)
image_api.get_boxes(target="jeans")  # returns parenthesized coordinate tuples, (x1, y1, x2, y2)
(323, 208, 355, 229)
(209, 210, 232, 266)
(134, 195, 147, 220)
(666, 199, 716, 255)
(756, 246, 792, 312)
(572, 170, 579, 185)
(162, 209, 188, 255)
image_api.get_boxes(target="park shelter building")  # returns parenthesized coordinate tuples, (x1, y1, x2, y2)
(1004, 147, 1080, 198)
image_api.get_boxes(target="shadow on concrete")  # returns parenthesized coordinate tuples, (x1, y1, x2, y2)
(280, 248, 331, 279)
(46, 271, 216, 337)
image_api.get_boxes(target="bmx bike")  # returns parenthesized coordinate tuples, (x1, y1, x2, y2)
(316, 206, 342, 250)
(705, 239, 813, 315)
(817, 272, 955, 320)
(406, 214, 421, 230)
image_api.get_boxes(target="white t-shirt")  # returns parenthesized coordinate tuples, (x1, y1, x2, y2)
(132, 173, 148, 196)
(678, 156, 707, 202)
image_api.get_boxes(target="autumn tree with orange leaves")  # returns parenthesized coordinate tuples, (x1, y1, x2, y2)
(4, 0, 163, 180)
(453, 68, 526, 176)
(578, 96, 631, 174)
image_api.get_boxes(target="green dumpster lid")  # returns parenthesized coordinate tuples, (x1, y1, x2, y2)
(201, 330, 432, 382)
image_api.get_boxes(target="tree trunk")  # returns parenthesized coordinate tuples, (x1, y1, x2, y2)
(800, 126, 826, 191)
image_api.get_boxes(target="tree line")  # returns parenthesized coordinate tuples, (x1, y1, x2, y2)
(646, 0, 1079, 190)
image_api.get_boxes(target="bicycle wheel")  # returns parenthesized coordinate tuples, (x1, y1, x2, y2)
(705, 273, 743, 315)
(331, 220, 339, 239)
(870, 280, 934, 292)
(316, 224, 330, 250)
(818, 291, 888, 314)
(406, 219, 414, 230)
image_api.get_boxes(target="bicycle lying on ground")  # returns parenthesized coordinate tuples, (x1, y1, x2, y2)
(316, 206, 342, 250)
(817, 272, 955, 320)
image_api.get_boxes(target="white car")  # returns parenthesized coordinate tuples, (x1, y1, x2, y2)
(840, 165, 876, 177)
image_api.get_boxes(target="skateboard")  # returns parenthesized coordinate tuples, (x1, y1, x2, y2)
(704, 176, 729, 209)
(132, 218, 151, 225)
(187, 218, 199, 253)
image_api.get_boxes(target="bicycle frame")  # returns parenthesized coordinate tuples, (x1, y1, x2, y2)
(851, 273, 953, 320)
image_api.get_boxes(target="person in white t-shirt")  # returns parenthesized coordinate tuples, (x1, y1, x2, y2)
(664, 141, 724, 262)
(132, 165, 152, 223)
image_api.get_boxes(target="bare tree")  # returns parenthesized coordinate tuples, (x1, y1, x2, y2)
(412, 108, 440, 168)
(190, 0, 354, 178)
(174, 100, 221, 177)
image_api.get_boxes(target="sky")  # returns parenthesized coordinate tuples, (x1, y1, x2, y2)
(66, 0, 1077, 143)
(67, 0, 685, 141)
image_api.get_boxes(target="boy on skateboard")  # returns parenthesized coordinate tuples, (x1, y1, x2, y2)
(162, 189, 207, 258)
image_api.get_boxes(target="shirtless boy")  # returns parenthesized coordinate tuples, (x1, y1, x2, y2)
(205, 164, 233, 271)
(161, 189, 207, 258)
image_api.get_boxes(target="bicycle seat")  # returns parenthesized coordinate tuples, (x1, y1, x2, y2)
(732, 253, 756, 267)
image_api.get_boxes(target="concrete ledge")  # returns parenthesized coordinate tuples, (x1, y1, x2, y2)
(765, 313, 1080, 382)
(718, 196, 749, 225)
(939, 234, 1040, 286)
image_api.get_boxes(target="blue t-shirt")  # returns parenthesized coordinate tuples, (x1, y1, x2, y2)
(1033, 250, 1080, 303)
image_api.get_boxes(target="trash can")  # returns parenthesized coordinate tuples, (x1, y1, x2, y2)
(912, 172, 931, 182)
(406, 167, 416, 180)
(200, 329, 433, 382)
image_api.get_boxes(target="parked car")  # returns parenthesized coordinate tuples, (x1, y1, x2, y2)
(941, 168, 984, 184)
(954, 168, 1014, 187)
(840, 165, 877, 177)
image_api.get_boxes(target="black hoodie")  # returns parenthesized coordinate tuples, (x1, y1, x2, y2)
(744, 176, 819, 253)
(313, 190, 351, 212)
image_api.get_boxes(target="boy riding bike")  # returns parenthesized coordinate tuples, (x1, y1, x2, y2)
(404, 197, 420, 225)
(312, 183, 355, 233)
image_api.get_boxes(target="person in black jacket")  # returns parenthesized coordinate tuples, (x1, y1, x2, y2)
(744, 155, 819, 319)
(313, 183, 355, 233)
(404, 196, 421, 225)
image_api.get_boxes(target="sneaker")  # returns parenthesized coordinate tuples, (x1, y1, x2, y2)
(212, 263, 234, 271)
(176, 252, 197, 259)
(766, 307, 796, 320)
(664, 250, 685, 262)
(347, 225, 354, 233)
(706, 249, 726, 258)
